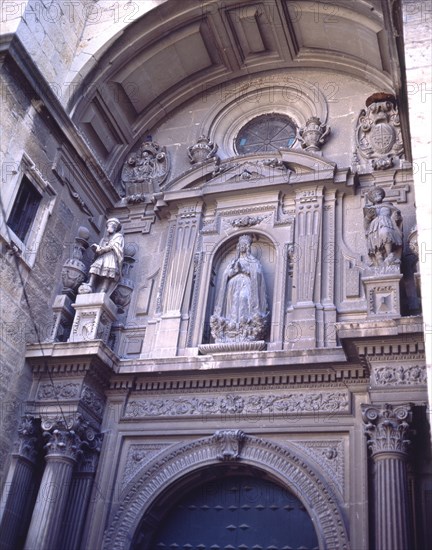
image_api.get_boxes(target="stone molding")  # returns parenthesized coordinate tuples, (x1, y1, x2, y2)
(361, 403, 413, 457)
(123, 390, 350, 419)
(103, 433, 349, 550)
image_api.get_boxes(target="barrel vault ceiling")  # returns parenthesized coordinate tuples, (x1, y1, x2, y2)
(69, 0, 403, 179)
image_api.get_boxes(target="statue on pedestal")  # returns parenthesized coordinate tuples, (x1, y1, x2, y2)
(210, 234, 269, 343)
(364, 187, 403, 268)
(79, 218, 124, 295)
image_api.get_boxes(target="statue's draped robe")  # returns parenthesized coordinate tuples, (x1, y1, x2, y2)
(365, 204, 402, 256)
(89, 232, 124, 281)
(215, 254, 268, 324)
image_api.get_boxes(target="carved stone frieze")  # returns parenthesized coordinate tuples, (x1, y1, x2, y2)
(372, 364, 426, 386)
(213, 430, 245, 461)
(361, 403, 413, 457)
(124, 390, 350, 418)
(37, 382, 81, 400)
(80, 386, 106, 419)
(355, 93, 404, 169)
(228, 215, 265, 227)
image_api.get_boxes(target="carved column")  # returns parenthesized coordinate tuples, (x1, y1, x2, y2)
(24, 416, 93, 550)
(0, 416, 42, 550)
(361, 403, 413, 550)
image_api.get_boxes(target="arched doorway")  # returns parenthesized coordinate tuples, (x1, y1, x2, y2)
(132, 466, 319, 550)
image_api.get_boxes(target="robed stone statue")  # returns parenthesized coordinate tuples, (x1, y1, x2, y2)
(79, 218, 124, 295)
(210, 234, 269, 343)
(364, 187, 403, 267)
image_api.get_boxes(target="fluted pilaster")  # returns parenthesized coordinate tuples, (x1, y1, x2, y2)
(0, 416, 42, 550)
(362, 403, 413, 550)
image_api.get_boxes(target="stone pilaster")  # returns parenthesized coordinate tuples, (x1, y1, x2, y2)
(0, 416, 42, 550)
(361, 403, 413, 550)
(24, 416, 97, 550)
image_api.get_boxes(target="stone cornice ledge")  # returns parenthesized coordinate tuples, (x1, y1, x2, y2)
(26, 341, 119, 372)
(119, 347, 348, 374)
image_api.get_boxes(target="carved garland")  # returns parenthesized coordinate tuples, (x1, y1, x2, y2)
(103, 433, 349, 550)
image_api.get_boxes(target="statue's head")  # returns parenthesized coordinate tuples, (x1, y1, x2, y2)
(106, 218, 122, 233)
(367, 187, 385, 204)
(238, 234, 253, 253)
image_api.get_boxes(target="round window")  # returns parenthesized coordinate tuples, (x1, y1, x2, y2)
(235, 113, 297, 154)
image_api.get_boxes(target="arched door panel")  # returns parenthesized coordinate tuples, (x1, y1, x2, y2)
(135, 473, 319, 550)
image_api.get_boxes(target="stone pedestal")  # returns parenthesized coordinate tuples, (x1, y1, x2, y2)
(362, 403, 413, 550)
(362, 269, 403, 318)
(69, 292, 117, 344)
(0, 416, 41, 550)
(50, 295, 75, 342)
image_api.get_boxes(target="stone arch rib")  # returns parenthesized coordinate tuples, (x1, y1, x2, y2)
(103, 432, 350, 550)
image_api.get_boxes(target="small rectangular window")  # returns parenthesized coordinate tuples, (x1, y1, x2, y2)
(7, 176, 42, 243)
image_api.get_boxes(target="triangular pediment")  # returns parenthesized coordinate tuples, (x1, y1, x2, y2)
(164, 151, 337, 195)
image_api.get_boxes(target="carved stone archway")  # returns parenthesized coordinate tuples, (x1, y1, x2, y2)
(103, 432, 350, 550)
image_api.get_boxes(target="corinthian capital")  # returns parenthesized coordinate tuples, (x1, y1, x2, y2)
(14, 415, 42, 464)
(361, 403, 413, 457)
(41, 415, 99, 463)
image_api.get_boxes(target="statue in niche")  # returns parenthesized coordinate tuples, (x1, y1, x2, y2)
(79, 218, 124, 295)
(364, 187, 403, 267)
(210, 234, 269, 343)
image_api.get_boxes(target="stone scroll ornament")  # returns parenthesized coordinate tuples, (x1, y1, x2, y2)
(121, 141, 169, 202)
(78, 218, 124, 295)
(210, 234, 269, 344)
(363, 187, 403, 268)
(355, 92, 404, 170)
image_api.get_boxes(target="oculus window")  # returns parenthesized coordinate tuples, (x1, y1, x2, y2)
(235, 114, 297, 155)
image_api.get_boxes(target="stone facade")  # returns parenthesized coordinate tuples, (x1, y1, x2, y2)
(0, 1, 431, 549)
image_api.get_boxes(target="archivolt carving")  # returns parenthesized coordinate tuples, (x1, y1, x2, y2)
(103, 433, 349, 549)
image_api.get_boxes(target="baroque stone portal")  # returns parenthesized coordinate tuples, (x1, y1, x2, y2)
(210, 235, 269, 345)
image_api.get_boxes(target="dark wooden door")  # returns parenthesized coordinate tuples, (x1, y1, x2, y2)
(145, 474, 319, 550)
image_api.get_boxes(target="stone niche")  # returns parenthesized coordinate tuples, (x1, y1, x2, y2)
(200, 232, 275, 353)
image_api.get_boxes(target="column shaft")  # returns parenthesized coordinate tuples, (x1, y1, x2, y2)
(24, 456, 75, 550)
(0, 457, 38, 550)
(375, 455, 411, 550)
(59, 473, 94, 550)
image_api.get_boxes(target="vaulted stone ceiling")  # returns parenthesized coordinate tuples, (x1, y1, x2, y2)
(70, 0, 403, 179)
